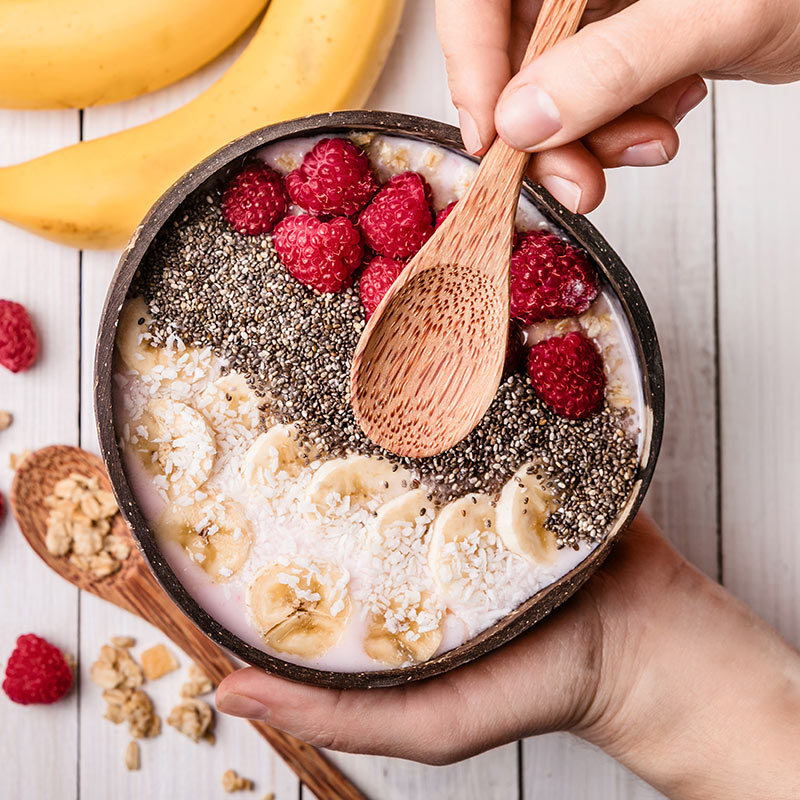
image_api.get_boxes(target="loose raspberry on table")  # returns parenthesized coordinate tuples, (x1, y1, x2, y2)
(527, 332, 605, 419)
(273, 215, 363, 294)
(221, 162, 288, 235)
(3, 634, 73, 705)
(509, 231, 599, 324)
(359, 256, 407, 319)
(286, 137, 377, 217)
(358, 171, 433, 260)
(0, 300, 38, 373)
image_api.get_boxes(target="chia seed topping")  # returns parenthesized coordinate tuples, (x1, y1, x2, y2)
(134, 191, 639, 548)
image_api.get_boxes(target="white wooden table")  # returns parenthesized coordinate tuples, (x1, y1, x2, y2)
(1, 3, 798, 798)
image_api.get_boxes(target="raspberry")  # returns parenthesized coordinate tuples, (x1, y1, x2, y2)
(503, 321, 525, 378)
(0, 300, 38, 373)
(286, 137, 377, 217)
(3, 634, 73, 705)
(273, 215, 363, 294)
(358, 172, 433, 259)
(359, 256, 407, 319)
(221, 162, 288, 235)
(509, 231, 599, 324)
(527, 332, 605, 419)
(435, 200, 458, 228)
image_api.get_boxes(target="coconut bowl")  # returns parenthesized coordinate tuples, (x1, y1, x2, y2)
(95, 110, 664, 689)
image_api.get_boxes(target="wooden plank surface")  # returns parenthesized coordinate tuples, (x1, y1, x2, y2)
(716, 81, 800, 646)
(0, 108, 81, 800)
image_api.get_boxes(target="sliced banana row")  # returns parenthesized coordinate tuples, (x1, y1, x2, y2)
(243, 423, 317, 486)
(247, 561, 351, 659)
(199, 372, 263, 431)
(116, 297, 165, 374)
(159, 496, 252, 582)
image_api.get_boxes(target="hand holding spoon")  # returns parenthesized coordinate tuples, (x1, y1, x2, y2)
(351, 0, 588, 458)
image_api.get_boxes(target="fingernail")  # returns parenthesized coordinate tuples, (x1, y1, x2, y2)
(540, 175, 582, 213)
(217, 692, 270, 719)
(675, 80, 708, 124)
(619, 140, 670, 167)
(458, 109, 483, 155)
(496, 84, 562, 150)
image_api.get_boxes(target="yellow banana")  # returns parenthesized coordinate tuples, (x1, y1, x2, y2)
(0, 0, 267, 109)
(0, 0, 404, 249)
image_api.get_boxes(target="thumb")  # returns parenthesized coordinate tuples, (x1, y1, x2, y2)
(495, 0, 713, 151)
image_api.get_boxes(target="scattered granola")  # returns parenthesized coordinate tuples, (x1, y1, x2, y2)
(111, 635, 136, 649)
(125, 740, 141, 771)
(8, 450, 31, 470)
(167, 698, 215, 743)
(140, 644, 179, 680)
(43, 472, 127, 578)
(0, 410, 11, 431)
(180, 662, 214, 698)
(222, 769, 254, 793)
(89, 642, 144, 690)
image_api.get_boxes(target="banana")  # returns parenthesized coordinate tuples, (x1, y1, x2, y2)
(0, 0, 405, 248)
(0, 0, 267, 109)
(428, 493, 498, 600)
(372, 488, 435, 539)
(159, 497, 252, 582)
(364, 592, 444, 667)
(199, 372, 263, 431)
(129, 398, 216, 497)
(495, 463, 557, 564)
(306, 455, 413, 515)
(247, 561, 351, 658)
(244, 423, 316, 485)
(116, 297, 164, 374)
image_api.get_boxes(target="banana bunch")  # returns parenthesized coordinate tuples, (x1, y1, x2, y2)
(0, 0, 405, 248)
(0, 0, 266, 109)
(247, 561, 351, 658)
(160, 497, 253, 582)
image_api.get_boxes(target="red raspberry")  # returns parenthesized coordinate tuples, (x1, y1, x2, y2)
(358, 172, 433, 259)
(359, 256, 407, 319)
(3, 634, 73, 705)
(221, 162, 288, 235)
(510, 231, 599, 324)
(503, 321, 525, 378)
(0, 300, 38, 373)
(527, 332, 605, 419)
(273, 215, 363, 294)
(286, 137, 377, 217)
(435, 200, 458, 228)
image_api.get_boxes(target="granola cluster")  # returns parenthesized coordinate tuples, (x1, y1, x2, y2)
(44, 473, 128, 577)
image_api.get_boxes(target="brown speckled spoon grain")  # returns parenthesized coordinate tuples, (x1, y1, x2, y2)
(10, 445, 367, 800)
(351, 0, 588, 458)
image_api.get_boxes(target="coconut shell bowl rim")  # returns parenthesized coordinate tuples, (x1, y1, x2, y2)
(94, 110, 665, 690)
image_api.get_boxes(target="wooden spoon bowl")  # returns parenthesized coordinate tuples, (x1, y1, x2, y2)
(10, 445, 367, 800)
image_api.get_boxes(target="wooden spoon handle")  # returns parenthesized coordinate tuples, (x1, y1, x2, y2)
(124, 570, 367, 800)
(480, 0, 588, 183)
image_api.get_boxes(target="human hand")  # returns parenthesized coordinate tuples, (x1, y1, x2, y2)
(217, 513, 800, 799)
(435, 0, 800, 212)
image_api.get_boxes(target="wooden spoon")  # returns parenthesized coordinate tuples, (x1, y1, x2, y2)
(351, 0, 588, 458)
(10, 445, 366, 800)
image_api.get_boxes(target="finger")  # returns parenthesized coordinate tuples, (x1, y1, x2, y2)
(495, 1, 716, 151)
(635, 75, 708, 126)
(528, 140, 607, 213)
(582, 110, 679, 168)
(435, 0, 513, 154)
(217, 594, 601, 765)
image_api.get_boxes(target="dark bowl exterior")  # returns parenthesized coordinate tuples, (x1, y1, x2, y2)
(95, 110, 664, 689)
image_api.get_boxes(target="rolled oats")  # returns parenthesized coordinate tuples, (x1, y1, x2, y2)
(9, 450, 32, 470)
(124, 740, 140, 771)
(0, 410, 12, 431)
(167, 699, 215, 743)
(222, 769, 253, 793)
(180, 663, 214, 698)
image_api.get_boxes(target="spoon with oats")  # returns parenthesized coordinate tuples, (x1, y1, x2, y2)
(10, 445, 366, 800)
(351, 0, 588, 458)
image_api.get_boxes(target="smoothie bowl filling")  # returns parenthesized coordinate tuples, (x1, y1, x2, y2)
(110, 125, 650, 677)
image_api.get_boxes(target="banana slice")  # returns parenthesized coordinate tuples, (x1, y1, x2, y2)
(129, 397, 216, 497)
(159, 498, 252, 582)
(247, 561, 351, 658)
(364, 592, 444, 667)
(428, 493, 497, 598)
(198, 371, 262, 431)
(495, 463, 556, 564)
(243, 423, 316, 485)
(116, 296, 164, 373)
(306, 455, 413, 515)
